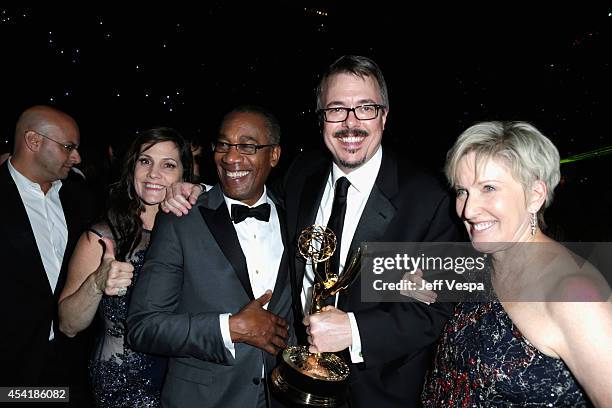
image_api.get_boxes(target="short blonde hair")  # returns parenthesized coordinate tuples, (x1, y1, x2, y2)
(445, 121, 560, 208)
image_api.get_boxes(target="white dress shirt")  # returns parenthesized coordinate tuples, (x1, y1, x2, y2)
(219, 186, 284, 359)
(301, 146, 383, 363)
(8, 158, 68, 341)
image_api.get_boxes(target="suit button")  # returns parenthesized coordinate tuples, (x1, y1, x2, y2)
(252, 377, 261, 385)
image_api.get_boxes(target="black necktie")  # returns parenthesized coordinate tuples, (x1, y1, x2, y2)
(326, 177, 351, 278)
(231, 203, 271, 223)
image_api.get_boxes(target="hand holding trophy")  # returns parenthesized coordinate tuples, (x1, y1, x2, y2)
(271, 225, 361, 407)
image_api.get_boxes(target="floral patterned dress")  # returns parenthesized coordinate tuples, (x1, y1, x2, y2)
(89, 224, 167, 407)
(422, 301, 591, 407)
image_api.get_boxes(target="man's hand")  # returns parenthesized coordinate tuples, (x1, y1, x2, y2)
(229, 290, 289, 355)
(303, 306, 352, 353)
(160, 182, 203, 216)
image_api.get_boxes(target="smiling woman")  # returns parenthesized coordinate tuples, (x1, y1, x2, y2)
(134, 141, 184, 207)
(58, 127, 193, 407)
(421, 121, 612, 407)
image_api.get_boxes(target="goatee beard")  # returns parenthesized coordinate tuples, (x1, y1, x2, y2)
(333, 129, 369, 169)
(338, 156, 366, 169)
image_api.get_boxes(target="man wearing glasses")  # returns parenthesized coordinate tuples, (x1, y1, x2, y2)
(162, 56, 462, 406)
(0, 105, 95, 405)
(128, 105, 294, 408)
(281, 55, 463, 407)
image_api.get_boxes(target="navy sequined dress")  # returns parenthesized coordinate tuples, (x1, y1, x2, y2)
(89, 224, 167, 408)
(422, 301, 591, 407)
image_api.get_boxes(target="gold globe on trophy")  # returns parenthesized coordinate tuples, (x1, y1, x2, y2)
(271, 225, 361, 407)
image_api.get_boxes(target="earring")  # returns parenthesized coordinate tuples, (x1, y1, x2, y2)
(530, 213, 537, 237)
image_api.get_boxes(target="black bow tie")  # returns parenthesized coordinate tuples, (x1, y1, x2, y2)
(231, 203, 271, 223)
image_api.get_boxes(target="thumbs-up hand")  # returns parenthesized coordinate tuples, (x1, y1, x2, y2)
(93, 236, 134, 297)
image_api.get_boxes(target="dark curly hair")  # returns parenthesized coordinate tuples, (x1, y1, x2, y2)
(107, 127, 193, 260)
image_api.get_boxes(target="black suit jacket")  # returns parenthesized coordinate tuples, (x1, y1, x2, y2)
(0, 161, 96, 386)
(127, 185, 295, 408)
(281, 149, 464, 407)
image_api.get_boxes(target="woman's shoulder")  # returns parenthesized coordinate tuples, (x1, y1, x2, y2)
(89, 221, 115, 242)
(540, 245, 612, 344)
(540, 242, 611, 302)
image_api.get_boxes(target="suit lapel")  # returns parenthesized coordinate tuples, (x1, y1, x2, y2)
(348, 184, 396, 256)
(199, 187, 255, 301)
(56, 182, 77, 299)
(350, 150, 398, 251)
(267, 205, 288, 313)
(348, 152, 397, 253)
(297, 165, 329, 232)
(0, 163, 52, 296)
(294, 165, 329, 284)
(340, 152, 397, 308)
(59, 182, 77, 246)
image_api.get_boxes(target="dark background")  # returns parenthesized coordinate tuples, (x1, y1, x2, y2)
(1, 3, 611, 240)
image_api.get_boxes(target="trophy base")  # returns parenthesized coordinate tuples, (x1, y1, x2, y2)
(270, 346, 349, 407)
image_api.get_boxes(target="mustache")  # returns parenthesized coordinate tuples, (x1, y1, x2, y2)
(334, 128, 368, 138)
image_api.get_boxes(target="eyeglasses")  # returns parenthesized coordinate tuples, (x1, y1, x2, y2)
(28, 130, 79, 152)
(212, 141, 277, 155)
(318, 104, 386, 123)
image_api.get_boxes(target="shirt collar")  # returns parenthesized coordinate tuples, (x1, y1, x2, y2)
(223, 185, 269, 211)
(7, 157, 62, 195)
(331, 145, 383, 193)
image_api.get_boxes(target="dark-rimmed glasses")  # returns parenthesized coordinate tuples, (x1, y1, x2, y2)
(318, 104, 386, 123)
(27, 130, 79, 152)
(212, 141, 277, 155)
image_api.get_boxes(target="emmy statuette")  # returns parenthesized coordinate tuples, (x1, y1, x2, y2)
(271, 225, 361, 407)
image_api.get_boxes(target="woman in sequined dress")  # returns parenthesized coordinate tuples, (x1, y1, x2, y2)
(413, 122, 612, 407)
(58, 128, 192, 407)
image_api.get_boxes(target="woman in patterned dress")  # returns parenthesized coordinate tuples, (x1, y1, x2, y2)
(58, 127, 192, 407)
(411, 122, 611, 406)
